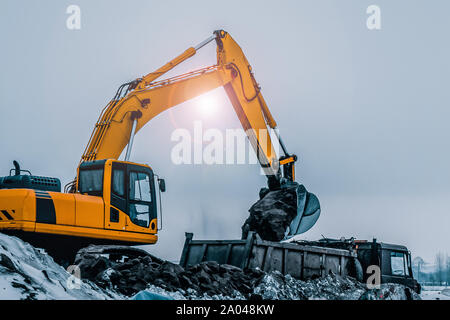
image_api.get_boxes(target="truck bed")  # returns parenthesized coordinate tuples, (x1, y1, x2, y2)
(179, 232, 358, 280)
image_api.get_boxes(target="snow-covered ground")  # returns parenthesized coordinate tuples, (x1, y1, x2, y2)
(132, 272, 368, 300)
(421, 287, 450, 300)
(0, 232, 423, 300)
(0, 233, 122, 300)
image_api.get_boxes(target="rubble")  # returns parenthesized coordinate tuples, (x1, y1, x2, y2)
(253, 272, 366, 300)
(254, 272, 420, 300)
(74, 245, 265, 298)
(0, 233, 422, 300)
(360, 283, 421, 300)
(74, 245, 421, 300)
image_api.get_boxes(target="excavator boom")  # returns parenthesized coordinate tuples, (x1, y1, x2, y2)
(79, 30, 320, 237)
(81, 30, 286, 184)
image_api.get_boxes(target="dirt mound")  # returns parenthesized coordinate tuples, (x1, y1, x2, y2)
(360, 283, 421, 300)
(73, 245, 421, 300)
(74, 245, 265, 298)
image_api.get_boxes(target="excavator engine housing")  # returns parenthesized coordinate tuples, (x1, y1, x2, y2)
(0, 161, 61, 192)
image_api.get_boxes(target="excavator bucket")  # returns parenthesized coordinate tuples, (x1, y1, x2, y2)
(285, 183, 321, 237)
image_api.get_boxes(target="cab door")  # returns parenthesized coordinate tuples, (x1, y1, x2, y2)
(382, 250, 414, 287)
(124, 165, 158, 234)
(105, 161, 127, 231)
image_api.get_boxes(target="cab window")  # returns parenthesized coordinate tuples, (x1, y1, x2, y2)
(390, 251, 409, 276)
(112, 169, 125, 197)
(129, 172, 152, 202)
(128, 171, 152, 228)
(79, 169, 103, 196)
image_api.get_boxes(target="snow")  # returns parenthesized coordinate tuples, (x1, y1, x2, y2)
(253, 272, 365, 300)
(0, 232, 422, 300)
(130, 272, 424, 300)
(131, 272, 368, 300)
(421, 287, 450, 300)
(0, 233, 123, 300)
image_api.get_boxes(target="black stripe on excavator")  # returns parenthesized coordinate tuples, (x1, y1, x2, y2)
(1, 210, 13, 220)
(34, 191, 56, 224)
(35, 192, 51, 196)
(35, 191, 52, 199)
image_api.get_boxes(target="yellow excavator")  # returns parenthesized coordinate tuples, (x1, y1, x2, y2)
(0, 30, 320, 261)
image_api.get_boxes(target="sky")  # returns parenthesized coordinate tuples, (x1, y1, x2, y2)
(0, 0, 449, 262)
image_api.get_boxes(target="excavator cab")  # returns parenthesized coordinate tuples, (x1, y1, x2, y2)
(77, 159, 164, 232)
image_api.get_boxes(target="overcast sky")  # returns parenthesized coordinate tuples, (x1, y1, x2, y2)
(0, 0, 449, 262)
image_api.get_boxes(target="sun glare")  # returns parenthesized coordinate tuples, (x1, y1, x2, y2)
(197, 93, 221, 117)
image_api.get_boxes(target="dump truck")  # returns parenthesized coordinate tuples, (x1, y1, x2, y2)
(180, 232, 421, 293)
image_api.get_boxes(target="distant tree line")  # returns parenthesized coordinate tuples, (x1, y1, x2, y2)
(413, 253, 450, 286)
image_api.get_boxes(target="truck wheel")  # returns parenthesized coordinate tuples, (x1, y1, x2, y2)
(414, 281, 422, 294)
(347, 258, 363, 282)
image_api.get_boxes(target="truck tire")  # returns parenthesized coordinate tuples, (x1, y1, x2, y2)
(347, 257, 363, 282)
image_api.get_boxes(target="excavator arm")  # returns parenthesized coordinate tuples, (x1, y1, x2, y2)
(78, 30, 319, 237)
(81, 30, 296, 188)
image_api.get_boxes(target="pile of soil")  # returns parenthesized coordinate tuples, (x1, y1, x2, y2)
(73, 245, 421, 300)
(74, 245, 264, 298)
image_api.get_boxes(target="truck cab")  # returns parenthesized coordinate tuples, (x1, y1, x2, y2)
(356, 239, 421, 293)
